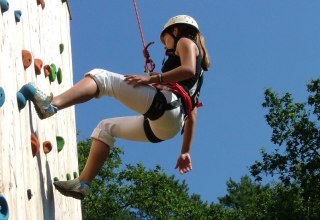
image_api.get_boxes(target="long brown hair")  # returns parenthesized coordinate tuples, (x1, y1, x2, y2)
(172, 24, 211, 71)
(195, 32, 210, 71)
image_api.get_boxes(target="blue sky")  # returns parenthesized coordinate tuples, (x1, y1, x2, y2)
(68, 1, 320, 203)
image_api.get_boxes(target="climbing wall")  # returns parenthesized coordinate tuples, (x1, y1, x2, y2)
(0, 0, 82, 219)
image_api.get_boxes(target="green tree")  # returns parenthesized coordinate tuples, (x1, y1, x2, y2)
(77, 139, 224, 220)
(250, 79, 320, 219)
(219, 176, 305, 220)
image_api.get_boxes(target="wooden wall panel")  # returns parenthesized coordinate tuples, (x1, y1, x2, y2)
(0, 1, 82, 219)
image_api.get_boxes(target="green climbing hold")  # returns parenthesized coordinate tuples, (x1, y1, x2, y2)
(57, 68, 62, 84)
(59, 43, 64, 54)
(73, 172, 78, 179)
(53, 177, 59, 182)
(56, 136, 65, 152)
(66, 173, 71, 180)
(49, 64, 57, 82)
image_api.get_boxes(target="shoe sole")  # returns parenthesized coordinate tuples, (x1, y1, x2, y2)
(53, 182, 85, 200)
(32, 100, 45, 119)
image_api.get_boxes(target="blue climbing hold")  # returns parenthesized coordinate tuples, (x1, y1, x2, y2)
(0, 87, 5, 108)
(18, 83, 36, 100)
(14, 10, 22, 22)
(0, 0, 9, 13)
(0, 195, 9, 220)
(16, 92, 27, 110)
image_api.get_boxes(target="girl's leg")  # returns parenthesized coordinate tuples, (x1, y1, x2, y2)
(52, 116, 146, 200)
(52, 76, 99, 110)
(20, 75, 99, 119)
(79, 116, 147, 182)
(79, 138, 110, 182)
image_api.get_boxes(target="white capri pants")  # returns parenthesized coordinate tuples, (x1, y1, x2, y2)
(86, 69, 185, 148)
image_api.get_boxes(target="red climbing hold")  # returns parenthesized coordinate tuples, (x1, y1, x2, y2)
(22, 50, 32, 69)
(43, 141, 52, 154)
(31, 133, 40, 157)
(34, 59, 43, 75)
(37, 0, 45, 9)
(44, 65, 51, 77)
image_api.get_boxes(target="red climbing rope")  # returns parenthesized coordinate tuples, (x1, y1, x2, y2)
(132, 0, 155, 74)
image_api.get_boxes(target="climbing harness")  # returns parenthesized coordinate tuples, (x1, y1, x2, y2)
(142, 82, 193, 143)
(143, 89, 182, 121)
(132, 0, 155, 74)
(143, 89, 183, 143)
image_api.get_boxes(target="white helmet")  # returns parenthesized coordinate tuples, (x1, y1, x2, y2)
(160, 15, 199, 41)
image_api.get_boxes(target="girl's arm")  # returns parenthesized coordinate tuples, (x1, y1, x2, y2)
(175, 107, 198, 174)
(124, 38, 198, 85)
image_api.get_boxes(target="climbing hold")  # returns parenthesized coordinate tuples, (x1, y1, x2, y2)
(59, 43, 64, 54)
(49, 64, 57, 82)
(66, 173, 71, 180)
(31, 133, 40, 157)
(44, 65, 51, 77)
(57, 68, 62, 84)
(14, 10, 22, 22)
(0, 195, 9, 220)
(16, 92, 26, 110)
(0, 87, 5, 108)
(43, 141, 52, 154)
(22, 50, 32, 70)
(18, 83, 36, 100)
(27, 189, 33, 200)
(73, 172, 78, 179)
(36, 0, 45, 9)
(53, 177, 59, 182)
(0, 0, 9, 13)
(61, 0, 67, 3)
(56, 136, 64, 152)
(34, 59, 43, 75)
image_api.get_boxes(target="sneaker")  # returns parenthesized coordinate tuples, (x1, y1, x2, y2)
(53, 178, 91, 200)
(20, 83, 57, 119)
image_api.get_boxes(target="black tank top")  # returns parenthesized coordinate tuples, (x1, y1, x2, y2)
(161, 51, 203, 106)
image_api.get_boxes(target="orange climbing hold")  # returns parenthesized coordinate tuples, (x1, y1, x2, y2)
(34, 59, 43, 75)
(22, 50, 32, 69)
(43, 141, 52, 154)
(31, 133, 40, 157)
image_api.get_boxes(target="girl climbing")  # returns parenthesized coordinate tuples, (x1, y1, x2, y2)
(22, 15, 210, 200)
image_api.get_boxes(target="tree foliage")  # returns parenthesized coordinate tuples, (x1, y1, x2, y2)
(219, 176, 306, 220)
(77, 139, 224, 219)
(250, 79, 320, 219)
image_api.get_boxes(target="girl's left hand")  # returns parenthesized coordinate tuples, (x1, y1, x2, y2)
(175, 153, 192, 174)
(124, 74, 154, 87)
